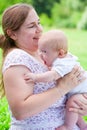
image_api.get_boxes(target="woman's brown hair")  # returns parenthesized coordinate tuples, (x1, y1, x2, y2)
(0, 3, 33, 98)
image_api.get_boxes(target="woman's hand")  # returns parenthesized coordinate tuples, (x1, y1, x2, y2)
(69, 93, 87, 116)
(57, 66, 85, 95)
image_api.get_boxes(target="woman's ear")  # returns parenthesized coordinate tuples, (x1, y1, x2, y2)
(58, 49, 65, 58)
(7, 29, 17, 40)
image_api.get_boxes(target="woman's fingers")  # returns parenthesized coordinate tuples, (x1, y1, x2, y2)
(71, 66, 86, 85)
(83, 93, 87, 99)
(69, 94, 87, 116)
(69, 107, 84, 115)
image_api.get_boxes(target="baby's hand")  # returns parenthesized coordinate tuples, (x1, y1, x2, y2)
(24, 73, 35, 83)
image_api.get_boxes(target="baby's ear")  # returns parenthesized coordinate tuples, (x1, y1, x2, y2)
(58, 49, 65, 58)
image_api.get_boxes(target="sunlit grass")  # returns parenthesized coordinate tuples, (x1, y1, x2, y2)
(0, 97, 10, 129)
(63, 28, 87, 70)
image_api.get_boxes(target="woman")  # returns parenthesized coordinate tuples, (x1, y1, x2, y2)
(0, 3, 87, 130)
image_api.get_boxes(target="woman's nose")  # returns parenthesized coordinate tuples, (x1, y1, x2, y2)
(36, 24, 43, 33)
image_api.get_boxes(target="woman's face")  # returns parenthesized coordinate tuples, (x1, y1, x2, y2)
(14, 9, 43, 53)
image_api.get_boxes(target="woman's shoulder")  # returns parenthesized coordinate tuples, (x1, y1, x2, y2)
(2, 48, 48, 73)
(2, 48, 35, 72)
(4, 48, 32, 64)
(6, 48, 30, 57)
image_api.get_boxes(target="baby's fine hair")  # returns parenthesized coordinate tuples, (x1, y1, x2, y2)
(39, 29, 68, 52)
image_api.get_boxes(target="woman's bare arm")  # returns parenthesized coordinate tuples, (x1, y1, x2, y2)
(3, 65, 84, 120)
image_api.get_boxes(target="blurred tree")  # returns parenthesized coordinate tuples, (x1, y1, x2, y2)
(65, 0, 87, 11)
(31, 0, 60, 17)
(77, 7, 87, 30)
(0, 0, 32, 14)
(0, 0, 87, 29)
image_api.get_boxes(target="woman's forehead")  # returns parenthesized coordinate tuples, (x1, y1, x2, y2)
(24, 9, 39, 24)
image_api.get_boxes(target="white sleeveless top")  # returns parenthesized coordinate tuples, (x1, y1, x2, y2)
(2, 49, 80, 130)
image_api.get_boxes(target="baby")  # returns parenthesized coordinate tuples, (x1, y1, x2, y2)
(25, 29, 87, 130)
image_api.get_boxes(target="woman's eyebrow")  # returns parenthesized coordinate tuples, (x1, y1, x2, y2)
(25, 19, 40, 27)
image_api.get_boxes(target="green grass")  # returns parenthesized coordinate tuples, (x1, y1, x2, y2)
(0, 28, 87, 129)
(63, 28, 87, 70)
(0, 97, 10, 130)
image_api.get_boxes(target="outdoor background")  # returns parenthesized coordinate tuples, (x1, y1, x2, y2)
(0, 0, 87, 129)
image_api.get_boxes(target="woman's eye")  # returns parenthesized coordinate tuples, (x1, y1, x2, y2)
(28, 25, 35, 28)
(38, 21, 41, 25)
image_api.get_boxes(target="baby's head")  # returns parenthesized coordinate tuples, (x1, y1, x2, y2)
(38, 29, 68, 66)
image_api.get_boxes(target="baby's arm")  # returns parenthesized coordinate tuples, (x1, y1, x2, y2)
(24, 70, 61, 83)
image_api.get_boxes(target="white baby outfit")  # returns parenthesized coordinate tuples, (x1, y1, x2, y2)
(52, 53, 87, 97)
(2, 49, 80, 130)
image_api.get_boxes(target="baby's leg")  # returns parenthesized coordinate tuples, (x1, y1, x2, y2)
(56, 94, 79, 130)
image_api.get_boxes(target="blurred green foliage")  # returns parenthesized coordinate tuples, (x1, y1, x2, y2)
(77, 7, 87, 29)
(0, 0, 87, 29)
